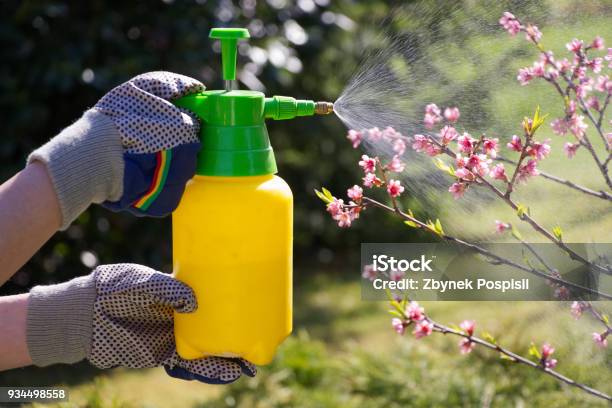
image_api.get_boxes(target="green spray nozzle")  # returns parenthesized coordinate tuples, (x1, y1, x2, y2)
(209, 28, 250, 81)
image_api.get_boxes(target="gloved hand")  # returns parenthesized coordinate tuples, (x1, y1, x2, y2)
(28, 72, 204, 230)
(26, 264, 256, 384)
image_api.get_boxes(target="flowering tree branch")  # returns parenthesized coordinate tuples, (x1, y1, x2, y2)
(318, 12, 611, 402)
(389, 300, 611, 401)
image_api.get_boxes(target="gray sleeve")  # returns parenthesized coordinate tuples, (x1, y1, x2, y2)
(26, 274, 97, 367)
(27, 110, 124, 230)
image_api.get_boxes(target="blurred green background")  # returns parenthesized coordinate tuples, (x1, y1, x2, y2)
(0, 0, 611, 406)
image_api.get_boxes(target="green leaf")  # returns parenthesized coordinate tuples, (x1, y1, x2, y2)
(322, 187, 334, 201)
(404, 209, 419, 228)
(602, 314, 609, 324)
(528, 342, 541, 359)
(500, 354, 515, 361)
(434, 219, 445, 236)
(482, 331, 497, 345)
(530, 105, 548, 134)
(552, 225, 563, 241)
(433, 158, 455, 177)
(388, 310, 404, 318)
(511, 224, 522, 241)
(314, 188, 333, 204)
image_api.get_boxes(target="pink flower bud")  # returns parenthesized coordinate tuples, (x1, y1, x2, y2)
(517, 159, 539, 182)
(387, 179, 405, 198)
(525, 24, 542, 43)
(495, 220, 510, 233)
(347, 129, 362, 148)
(444, 107, 460, 123)
(590, 36, 604, 50)
(326, 198, 344, 217)
(457, 132, 475, 153)
(483, 138, 499, 158)
(392, 318, 406, 335)
(499, 12, 521, 36)
(362, 173, 383, 188)
(551, 118, 568, 136)
(526, 139, 551, 161)
(517, 67, 534, 85)
(460, 320, 475, 336)
(541, 343, 555, 359)
(592, 332, 608, 348)
(412, 134, 429, 152)
(544, 358, 558, 369)
(425, 103, 441, 116)
(507, 135, 523, 152)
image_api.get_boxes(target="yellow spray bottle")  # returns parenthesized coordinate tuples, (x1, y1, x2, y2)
(172, 28, 333, 365)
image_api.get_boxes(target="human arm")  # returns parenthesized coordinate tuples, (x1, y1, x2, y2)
(0, 294, 31, 370)
(0, 163, 61, 284)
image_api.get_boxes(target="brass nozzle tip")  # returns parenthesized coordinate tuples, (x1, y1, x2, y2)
(314, 101, 334, 115)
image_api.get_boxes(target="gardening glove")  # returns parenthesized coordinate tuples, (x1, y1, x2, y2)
(28, 71, 204, 230)
(26, 264, 256, 384)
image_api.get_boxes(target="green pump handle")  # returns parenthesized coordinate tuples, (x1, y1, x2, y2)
(209, 28, 250, 81)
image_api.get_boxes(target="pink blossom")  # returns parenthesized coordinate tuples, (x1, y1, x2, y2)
(483, 138, 499, 158)
(460, 320, 475, 336)
(507, 135, 523, 152)
(335, 211, 352, 228)
(359, 154, 377, 173)
(526, 139, 551, 161)
(525, 24, 542, 43)
(547, 67, 559, 80)
(567, 100, 577, 115)
(541, 343, 554, 359)
(362, 264, 376, 281)
(382, 126, 400, 140)
(517, 67, 533, 85)
(574, 65, 587, 81)
(495, 220, 511, 233)
(457, 132, 475, 153)
(392, 318, 406, 335)
(551, 118, 568, 136)
(554, 286, 570, 300)
(455, 167, 474, 181)
(393, 138, 406, 155)
(347, 185, 363, 202)
(569, 115, 588, 138)
(406, 301, 425, 322)
(592, 332, 608, 348)
(556, 58, 571, 73)
(585, 96, 600, 110)
(363, 172, 383, 188)
(326, 198, 344, 218)
(413, 320, 434, 339)
(387, 179, 405, 198)
(531, 61, 545, 77)
(590, 36, 604, 50)
(594, 75, 611, 93)
(347, 129, 362, 148)
(544, 358, 558, 369)
(367, 127, 383, 141)
(449, 182, 467, 199)
(563, 142, 579, 158)
(570, 301, 584, 319)
(390, 269, 405, 281)
(459, 338, 475, 354)
(424, 143, 442, 157)
(440, 125, 459, 145)
(455, 154, 468, 168)
(575, 83, 592, 99)
(412, 134, 430, 152)
(444, 107, 460, 123)
(566, 38, 583, 53)
(606, 48, 612, 68)
(387, 155, 405, 173)
(499, 12, 521, 36)
(425, 103, 441, 116)
(587, 57, 603, 73)
(607, 133, 612, 145)
(466, 154, 490, 177)
(517, 159, 539, 182)
(490, 163, 508, 181)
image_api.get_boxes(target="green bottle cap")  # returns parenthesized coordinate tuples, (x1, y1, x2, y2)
(209, 28, 250, 81)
